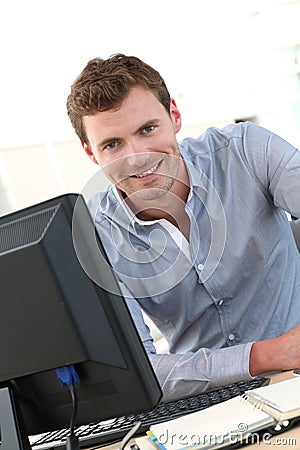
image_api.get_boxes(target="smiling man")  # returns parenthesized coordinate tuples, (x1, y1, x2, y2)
(67, 54, 300, 401)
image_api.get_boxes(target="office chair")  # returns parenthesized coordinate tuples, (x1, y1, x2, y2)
(290, 219, 300, 252)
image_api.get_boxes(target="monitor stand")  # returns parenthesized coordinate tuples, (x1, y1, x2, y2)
(0, 385, 31, 449)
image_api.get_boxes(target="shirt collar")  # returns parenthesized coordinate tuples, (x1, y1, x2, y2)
(112, 184, 161, 226)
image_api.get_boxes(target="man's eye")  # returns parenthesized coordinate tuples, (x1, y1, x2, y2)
(105, 142, 117, 150)
(144, 125, 155, 133)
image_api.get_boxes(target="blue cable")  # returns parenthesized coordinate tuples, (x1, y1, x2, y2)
(55, 365, 81, 450)
(55, 365, 80, 387)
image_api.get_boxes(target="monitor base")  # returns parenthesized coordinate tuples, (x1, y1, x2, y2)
(0, 385, 31, 450)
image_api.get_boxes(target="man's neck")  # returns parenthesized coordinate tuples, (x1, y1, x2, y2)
(126, 187, 188, 222)
(135, 200, 191, 241)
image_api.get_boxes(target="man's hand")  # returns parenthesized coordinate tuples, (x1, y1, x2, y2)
(250, 324, 300, 375)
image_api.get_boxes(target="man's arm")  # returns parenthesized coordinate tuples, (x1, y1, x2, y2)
(124, 284, 254, 401)
(243, 122, 300, 218)
(244, 125, 300, 374)
(125, 283, 300, 401)
(250, 324, 300, 375)
(147, 322, 300, 403)
(148, 344, 253, 402)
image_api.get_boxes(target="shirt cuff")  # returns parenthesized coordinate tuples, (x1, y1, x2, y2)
(196, 341, 255, 386)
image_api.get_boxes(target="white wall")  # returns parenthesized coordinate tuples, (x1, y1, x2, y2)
(0, 140, 106, 214)
(1, 0, 300, 214)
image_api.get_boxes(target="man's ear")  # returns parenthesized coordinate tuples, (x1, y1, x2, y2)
(170, 98, 182, 134)
(81, 140, 99, 165)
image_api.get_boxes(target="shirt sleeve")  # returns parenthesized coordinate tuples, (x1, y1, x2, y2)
(242, 122, 300, 218)
(149, 343, 254, 402)
(120, 279, 254, 402)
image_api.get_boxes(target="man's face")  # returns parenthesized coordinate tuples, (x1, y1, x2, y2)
(83, 86, 183, 203)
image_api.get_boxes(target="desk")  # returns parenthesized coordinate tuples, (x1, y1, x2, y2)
(94, 371, 300, 450)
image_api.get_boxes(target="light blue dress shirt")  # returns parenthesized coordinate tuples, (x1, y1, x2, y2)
(88, 122, 300, 401)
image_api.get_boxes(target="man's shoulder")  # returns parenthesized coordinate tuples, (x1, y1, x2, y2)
(179, 121, 264, 161)
(180, 122, 249, 150)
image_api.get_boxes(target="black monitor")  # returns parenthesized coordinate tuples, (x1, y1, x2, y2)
(0, 193, 161, 448)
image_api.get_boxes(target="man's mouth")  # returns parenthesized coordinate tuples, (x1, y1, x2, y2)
(131, 161, 161, 178)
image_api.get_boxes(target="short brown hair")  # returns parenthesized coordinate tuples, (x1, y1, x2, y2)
(66, 53, 171, 145)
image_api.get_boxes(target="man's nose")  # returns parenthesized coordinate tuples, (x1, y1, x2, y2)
(125, 141, 149, 167)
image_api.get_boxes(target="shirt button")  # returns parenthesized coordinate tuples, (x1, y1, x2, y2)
(197, 263, 204, 271)
(228, 333, 235, 341)
(218, 300, 224, 306)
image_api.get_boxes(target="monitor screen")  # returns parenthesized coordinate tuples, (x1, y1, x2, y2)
(0, 194, 161, 440)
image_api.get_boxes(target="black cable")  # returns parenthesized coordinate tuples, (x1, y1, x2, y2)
(69, 383, 78, 434)
(66, 382, 80, 450)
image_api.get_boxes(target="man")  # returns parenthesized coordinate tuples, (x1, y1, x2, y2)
(67, 53, 300, 401)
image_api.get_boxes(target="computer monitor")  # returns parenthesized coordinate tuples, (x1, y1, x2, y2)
(0, 194, 161, 446)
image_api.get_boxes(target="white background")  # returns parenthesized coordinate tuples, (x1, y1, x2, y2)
(1, 0, 300, 212)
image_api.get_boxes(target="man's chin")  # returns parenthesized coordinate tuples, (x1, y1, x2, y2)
(130, 188, 169, 202)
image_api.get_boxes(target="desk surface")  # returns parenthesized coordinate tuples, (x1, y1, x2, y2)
(95, 371, 300, 450)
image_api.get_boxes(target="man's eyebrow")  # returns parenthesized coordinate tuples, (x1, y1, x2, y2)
(97, 136, 120, 149)
(136, 118, 160, 133)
